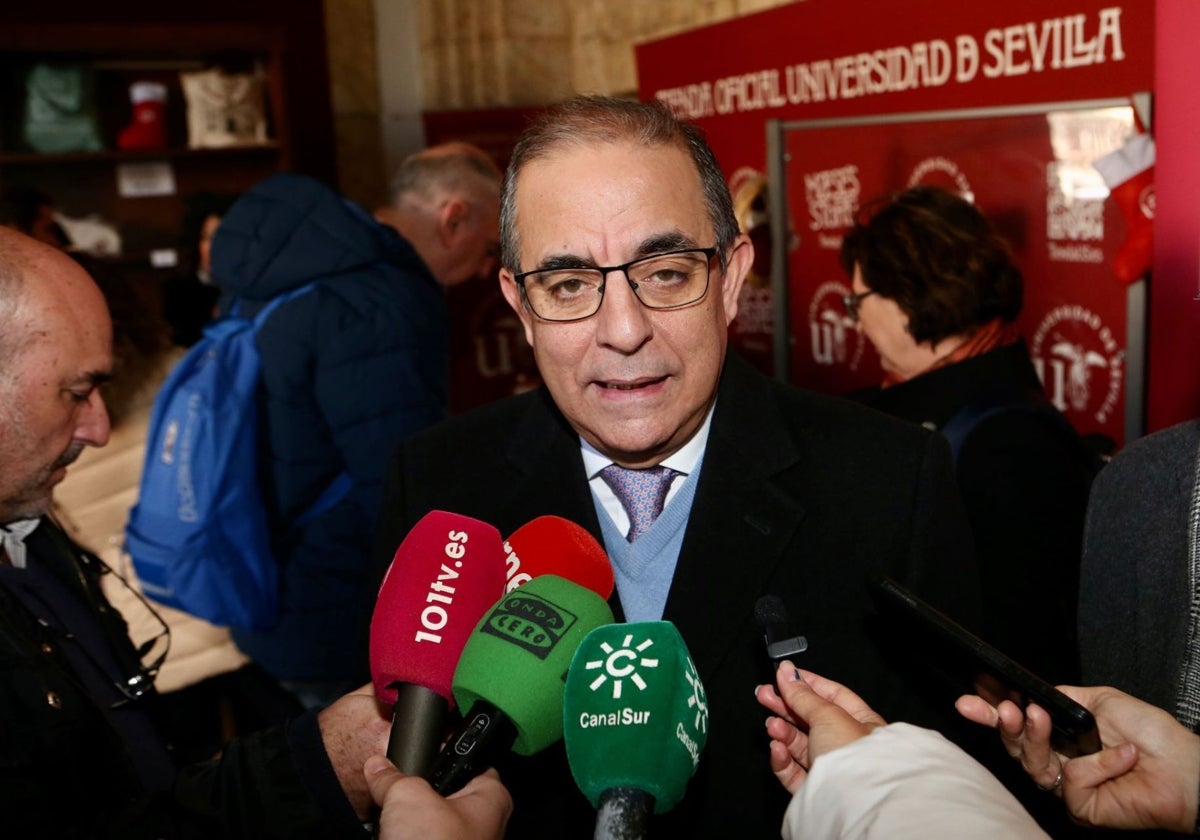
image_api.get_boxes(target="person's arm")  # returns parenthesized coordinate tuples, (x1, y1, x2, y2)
(364, 756, 512, 840)
(758, 663, 1048, 840)
(169, 684, 390, 839)
(957, 685, 1200, 832)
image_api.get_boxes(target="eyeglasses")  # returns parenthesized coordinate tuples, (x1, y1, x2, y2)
(513, 247, 718, 322)
(842, 289, 876, 323)
(68, 552, 172, 706)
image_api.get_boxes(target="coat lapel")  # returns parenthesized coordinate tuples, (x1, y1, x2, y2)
(663, 354, 808, 678)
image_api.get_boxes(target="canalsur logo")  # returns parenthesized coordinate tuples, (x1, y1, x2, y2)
(683, 655, 708, 734)
(481, 592, 577, 660)
(1031, 304, 1124, 424)
(808, 281, 865, 370)
(583, 633, 660, 700)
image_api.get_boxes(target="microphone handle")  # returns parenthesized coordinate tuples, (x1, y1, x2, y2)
(427, 701, 517, 795)
(594, 787, 655, 840)
(386, 683, 449, 776)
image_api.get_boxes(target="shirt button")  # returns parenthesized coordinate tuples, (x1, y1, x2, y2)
(46, 691, 63, 709)
(41, 642, 53, 654)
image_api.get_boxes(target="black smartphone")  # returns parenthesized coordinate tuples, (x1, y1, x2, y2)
(868, 574, 1101, 757)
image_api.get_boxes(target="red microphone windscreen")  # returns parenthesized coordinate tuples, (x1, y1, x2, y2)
(370, 510, 506, 706)
(503, 515, 615, 599)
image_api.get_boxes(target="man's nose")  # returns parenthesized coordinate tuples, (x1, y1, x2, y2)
(593, 271, 653, 352)
(77, 391, 111, 448)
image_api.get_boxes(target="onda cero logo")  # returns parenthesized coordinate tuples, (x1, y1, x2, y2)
(481, 593, 577, 659)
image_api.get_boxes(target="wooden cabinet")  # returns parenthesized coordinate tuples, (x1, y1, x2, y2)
(0, 20, 333, 278)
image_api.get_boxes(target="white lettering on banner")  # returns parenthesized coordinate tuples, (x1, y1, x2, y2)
(804, 165, 860, 232)
(982, 9, 1124, 79)
(652, 7, 1127, 118)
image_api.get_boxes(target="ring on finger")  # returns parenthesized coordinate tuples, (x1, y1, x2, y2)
(1036, 765, 1064, 793)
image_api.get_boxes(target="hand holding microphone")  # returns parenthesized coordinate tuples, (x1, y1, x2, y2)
(369, 511, 507, 776)
(563, 620, 710, 839)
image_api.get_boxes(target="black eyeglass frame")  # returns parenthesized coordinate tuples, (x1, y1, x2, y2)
(78, 552, 172, 706)
(513, 246, 720, 323)
(842, 288, 877, 322)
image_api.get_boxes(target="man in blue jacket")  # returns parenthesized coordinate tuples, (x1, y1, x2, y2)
(213, 144, 502, 708)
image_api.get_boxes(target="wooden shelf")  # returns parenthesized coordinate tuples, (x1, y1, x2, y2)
(0, 142, 281, 167)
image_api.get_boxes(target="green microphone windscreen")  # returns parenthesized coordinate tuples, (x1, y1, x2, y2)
(451, 574, 614, 755)
(563, 620, 709, 813)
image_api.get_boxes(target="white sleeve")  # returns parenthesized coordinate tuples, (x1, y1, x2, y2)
(781, 723, 1050, 840)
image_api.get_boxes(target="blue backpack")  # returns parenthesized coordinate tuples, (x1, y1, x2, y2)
(125, 283, 351, 629)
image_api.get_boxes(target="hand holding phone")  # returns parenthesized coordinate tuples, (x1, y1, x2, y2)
(868, 574, 1100, 757)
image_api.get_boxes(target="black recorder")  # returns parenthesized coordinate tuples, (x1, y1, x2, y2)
(868, 574, 1101, 758)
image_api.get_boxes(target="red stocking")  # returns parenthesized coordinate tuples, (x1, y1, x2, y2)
(1093, 133, 1155, 285)
(118, 81, 168, 151)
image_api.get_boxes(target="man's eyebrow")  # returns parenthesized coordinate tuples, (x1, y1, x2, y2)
(72, 370, 113, 388)
(531, 232, 701, 272)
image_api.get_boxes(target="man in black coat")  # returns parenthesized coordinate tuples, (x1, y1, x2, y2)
(373, 96, 982, 838)
(0, 227, 392, 838)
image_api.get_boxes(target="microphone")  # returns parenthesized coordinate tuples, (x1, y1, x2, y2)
(503, 515, 615, 598)
(755, 594, 808, 669)
(563, 621, 709, 838)
(426, 574, 615, 794)
(369, 510, 506, 775)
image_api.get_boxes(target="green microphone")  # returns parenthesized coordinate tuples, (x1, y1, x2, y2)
(427, 574, 614, 793)
(563, 620, 709, 837)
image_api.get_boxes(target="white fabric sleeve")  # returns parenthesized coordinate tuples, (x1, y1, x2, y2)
(781, 722, 1050, 840)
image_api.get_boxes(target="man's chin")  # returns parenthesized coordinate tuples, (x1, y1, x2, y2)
(0, 496, 52, 525)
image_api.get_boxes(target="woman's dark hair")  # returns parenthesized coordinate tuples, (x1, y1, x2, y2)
(839, 185, 1023, 344)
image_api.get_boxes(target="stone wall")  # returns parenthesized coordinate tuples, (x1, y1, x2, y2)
(322, 0, 799, 204)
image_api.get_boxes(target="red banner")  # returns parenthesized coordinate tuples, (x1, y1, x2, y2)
(637, 0, 1153, 442)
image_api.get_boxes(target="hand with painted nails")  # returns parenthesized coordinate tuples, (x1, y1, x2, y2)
(753, 661, 887, 794)
(363, 755, 513, 840)
(956, 685, 1200, 833)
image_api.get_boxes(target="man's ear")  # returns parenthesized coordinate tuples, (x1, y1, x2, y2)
(719, 233, 753, 326)
(499, 269, 535, 347)
(437, 198, 471, 247)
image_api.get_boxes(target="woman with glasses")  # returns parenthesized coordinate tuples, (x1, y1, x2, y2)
(841, 185, 1096, 687)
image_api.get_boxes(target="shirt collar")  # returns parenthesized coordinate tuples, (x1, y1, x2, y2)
(0, 518, 42, 569)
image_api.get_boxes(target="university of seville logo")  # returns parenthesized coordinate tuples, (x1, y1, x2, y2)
(907, 156, 973, 200)
(1031, 304, 1124, 424)
(807, 281, 865, 370)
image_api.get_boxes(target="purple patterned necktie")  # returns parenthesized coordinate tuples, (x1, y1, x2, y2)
(599, 464, 679, 542)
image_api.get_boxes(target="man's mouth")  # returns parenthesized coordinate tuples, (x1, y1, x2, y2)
(598, 376, 667, 391)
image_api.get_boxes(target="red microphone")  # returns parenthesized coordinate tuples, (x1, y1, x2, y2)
(369, 510, 506, 775)
(503, 515, 615, 598)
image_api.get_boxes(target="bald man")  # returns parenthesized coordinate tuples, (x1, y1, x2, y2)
(0, 228, 390, 838)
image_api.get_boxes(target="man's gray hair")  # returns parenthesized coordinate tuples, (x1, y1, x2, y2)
(388, 141, 502, 211)
(499, 95, 739, 273)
